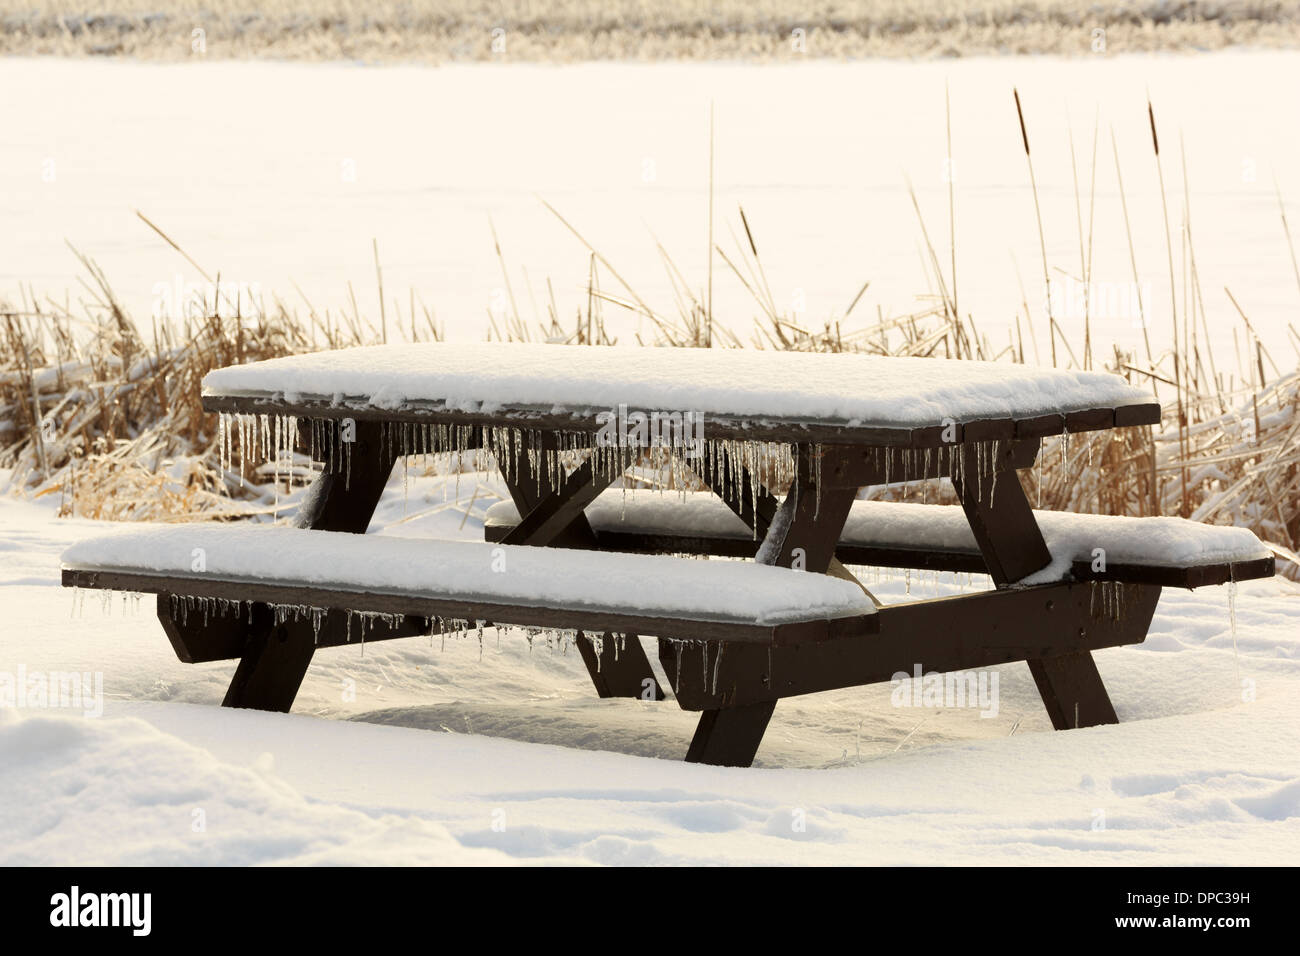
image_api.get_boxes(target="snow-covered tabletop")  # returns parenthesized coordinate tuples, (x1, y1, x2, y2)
(202, 343, 1157, 440)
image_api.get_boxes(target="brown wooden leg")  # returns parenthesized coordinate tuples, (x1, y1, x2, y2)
(950, 441, 1127, 730)
(496, 431, 665, 700)
(223, 608, 315, 711)
(215, 420, 399, 712)
(680, 440, 780, 538)
(675, 445, 860, 766)
(685, 701, 777, 767)
(1027, 652, 1119, 729)
(949, 441, 1052, 586)
(499, 458, 618, 548)
(576, 632, 665, 700)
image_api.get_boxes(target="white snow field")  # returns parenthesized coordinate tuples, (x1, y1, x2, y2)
(3, 472, 1298, 866)
(3, 52, 1300, 362)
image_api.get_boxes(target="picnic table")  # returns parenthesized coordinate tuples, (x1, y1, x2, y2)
(61, 343, 1275, 766)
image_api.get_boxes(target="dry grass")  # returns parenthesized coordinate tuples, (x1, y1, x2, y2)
(2, 1, 1298, 60)
(3, 215, 1297, 575)
(0, 250, 382, 520)
(2, 84, 1297, 578)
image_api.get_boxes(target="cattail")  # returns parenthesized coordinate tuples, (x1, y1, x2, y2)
(1015, 87, 1055, 367)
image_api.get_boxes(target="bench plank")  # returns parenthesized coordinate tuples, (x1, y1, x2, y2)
(61, 527, 879, 647)
(485, 494, 1275, 588)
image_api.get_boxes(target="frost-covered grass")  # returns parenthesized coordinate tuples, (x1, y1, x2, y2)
(3, 475, 1298, 865)
(3, 0, 1299, 60)
(4, 55, 1299, 562)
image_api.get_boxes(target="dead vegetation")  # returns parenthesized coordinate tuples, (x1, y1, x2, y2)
(3, 0, 1299, 60)
(2, 89, 1297, 578)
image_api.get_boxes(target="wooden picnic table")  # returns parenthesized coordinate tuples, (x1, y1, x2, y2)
(62, 343, 1275, 766)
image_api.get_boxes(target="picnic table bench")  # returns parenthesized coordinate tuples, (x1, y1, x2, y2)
(61, 342, 1275, 766)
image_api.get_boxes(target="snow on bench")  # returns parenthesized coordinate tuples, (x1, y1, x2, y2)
(201, 342, 1156, 437)
(485, 493, 1275, 588)
(61, 525, 878, 644)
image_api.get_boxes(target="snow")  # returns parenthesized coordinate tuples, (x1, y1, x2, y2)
(61, 524, 877, 626)
(0, 709, 511, 866)
(6, 46, 1300, 864)
(6, 54, 1300, 366)
(485, 493, 1272, 582)
(202, 341, 1153, 428)
(3, 476, 1299, 864)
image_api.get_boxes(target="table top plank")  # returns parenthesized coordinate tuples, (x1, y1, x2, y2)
(202, 342, 1160, 446)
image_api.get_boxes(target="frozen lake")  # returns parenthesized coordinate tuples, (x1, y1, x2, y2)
(4, 52, 1299, 365)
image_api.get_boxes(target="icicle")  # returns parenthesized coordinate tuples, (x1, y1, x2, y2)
(273, 414, 282, 515)
(344, 423, 353, 489)
(989, 440, 1000, 509)
(1037, 446, 1043, 508)
(223, 413, 233, 478)
(288, 416, 300, 486)
(1228, 576, 1241, 689)
(813, 443, 822, 518)
(218, 413, 228, 476)
(237, 414, 247, 488)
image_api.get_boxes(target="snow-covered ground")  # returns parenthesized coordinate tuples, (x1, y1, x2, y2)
(5, 52, 1300, 362)
(3, 470, 1298, 865)
(4, 48, 1299, 865)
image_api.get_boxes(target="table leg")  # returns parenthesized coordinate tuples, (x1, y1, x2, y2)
(676, 445, 860, 766)
(950, 440, 1120, 729)
(685, 701, 778, 767)
(496, 432, 665, 701)
(217, 420, 400, 711)
(682, 440, 780, 536)
(221, 604, 317, 711)
(949, 440, 1052, 584)
(1028, 653, 1120, 729)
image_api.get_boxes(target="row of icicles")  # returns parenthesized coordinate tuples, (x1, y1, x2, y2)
(215, 411, 1029, 522)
